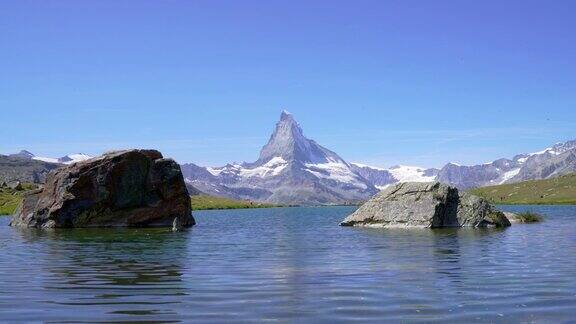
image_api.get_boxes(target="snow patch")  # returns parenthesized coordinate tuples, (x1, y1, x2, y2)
(206, 167, 227, 176)
(389, 165, 436, 183)
(306, 158, 368, 189)
(240, 157, 288, 178)
(32, 156, 59, 163)
(61, 153, 92, 164)
(206, 157, 288, 179)
(33, 153, 92, 164)
(498, 168, 521, 184)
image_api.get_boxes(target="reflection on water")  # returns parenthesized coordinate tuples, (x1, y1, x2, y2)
(6, 227, 189, 322)
(1, 205, 576, 322)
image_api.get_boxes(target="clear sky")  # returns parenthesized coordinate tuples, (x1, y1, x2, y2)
(1, 0, 575, 168)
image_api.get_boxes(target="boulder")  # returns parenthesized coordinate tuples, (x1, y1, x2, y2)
(11, 149, 195, 229)
(340, 182, 510, 228)
(504, 211, 543, 223)
(7, 180, 23, 190)
(504, 212, 521, 223)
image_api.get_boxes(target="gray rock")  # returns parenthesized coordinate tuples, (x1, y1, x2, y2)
(7, 181, 22, 190)
(340, 182, 511, 228)
(456, 191, 510, 227)
(11, 149, 195, 229)
(504, 211, 543, 224)
(504, 212, 520, 223)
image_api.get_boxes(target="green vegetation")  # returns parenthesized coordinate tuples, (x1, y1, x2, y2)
(191, 195, 279, 211)
(470, 173, 576, 205)
(513, 211, 544, 223)
(0, 188, 24, 215)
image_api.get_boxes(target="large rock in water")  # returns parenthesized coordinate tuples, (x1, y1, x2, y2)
(11, 149, 195, 229)
(340, 182, 510, 228)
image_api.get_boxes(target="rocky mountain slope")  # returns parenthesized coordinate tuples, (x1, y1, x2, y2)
(436, 140, 576, 189)
(181, 111, 378, 205)
(0, 151, 93, 185)
(0, 154, 60, 184)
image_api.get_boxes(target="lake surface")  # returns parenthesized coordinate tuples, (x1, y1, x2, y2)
(1, 205, 575, 322)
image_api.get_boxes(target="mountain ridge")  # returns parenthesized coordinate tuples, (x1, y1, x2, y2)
(182, 112, 576, 203)
(5, 113, 575, 203)
(437, 140, 576, 189)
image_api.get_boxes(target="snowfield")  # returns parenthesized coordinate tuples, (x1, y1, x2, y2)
(305, 158, 368, 189)
(32, 153, 92, 165)
(240, 157, 288, 178)
(388, 165, 436, 183)
(32, 156, 59, 163)
(498, 168, 521, 184)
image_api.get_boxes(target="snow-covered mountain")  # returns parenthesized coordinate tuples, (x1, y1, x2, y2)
(436, 140, 576, 189)
(181, 111, 378, 205)
(350, 140, 576, 191)
(8, 150, 93, 165)
(6, 116, 575, 200)
(350, 163, 438, 190)
(186, 110, 576, 204)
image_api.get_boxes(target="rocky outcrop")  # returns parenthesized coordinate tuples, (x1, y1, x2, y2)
(340, 182, 511, 228)
(504, 212, 521, 223)
(11, 149, 194, 229)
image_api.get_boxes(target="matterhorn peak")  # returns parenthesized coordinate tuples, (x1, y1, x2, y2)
(280, 109, 293, 119)
(181, 110, 378, 205)
(256, 111, 345, 166)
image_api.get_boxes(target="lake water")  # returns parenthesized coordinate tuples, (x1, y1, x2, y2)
(1, 205, 575, 322)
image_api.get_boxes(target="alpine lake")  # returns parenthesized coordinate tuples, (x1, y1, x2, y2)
(1, 205, 575, 322)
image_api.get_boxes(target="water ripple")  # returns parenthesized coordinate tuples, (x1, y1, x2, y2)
(1, 205, 575, 322)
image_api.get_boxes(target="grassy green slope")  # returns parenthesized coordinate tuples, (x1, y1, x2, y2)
(191, 195, 278, 210)
(0, 189, 23, 215)
(469, 173, 576, 205)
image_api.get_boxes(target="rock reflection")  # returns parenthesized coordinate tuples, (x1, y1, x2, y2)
(14, 227, 190, 321)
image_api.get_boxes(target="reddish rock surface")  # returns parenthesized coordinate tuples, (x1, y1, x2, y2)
(11, 149, 194, 229)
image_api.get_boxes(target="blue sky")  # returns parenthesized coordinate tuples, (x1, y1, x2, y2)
(1, 0, 575, 168)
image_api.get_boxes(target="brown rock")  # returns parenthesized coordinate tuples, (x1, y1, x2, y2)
(11, 149, 194, 229)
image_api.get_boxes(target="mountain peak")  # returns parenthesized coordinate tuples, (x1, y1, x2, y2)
(9, 150, 35, 159)
(257, 111, 343, 165)
(258, 111, 307, 163)
(280, 109, 293, 120)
